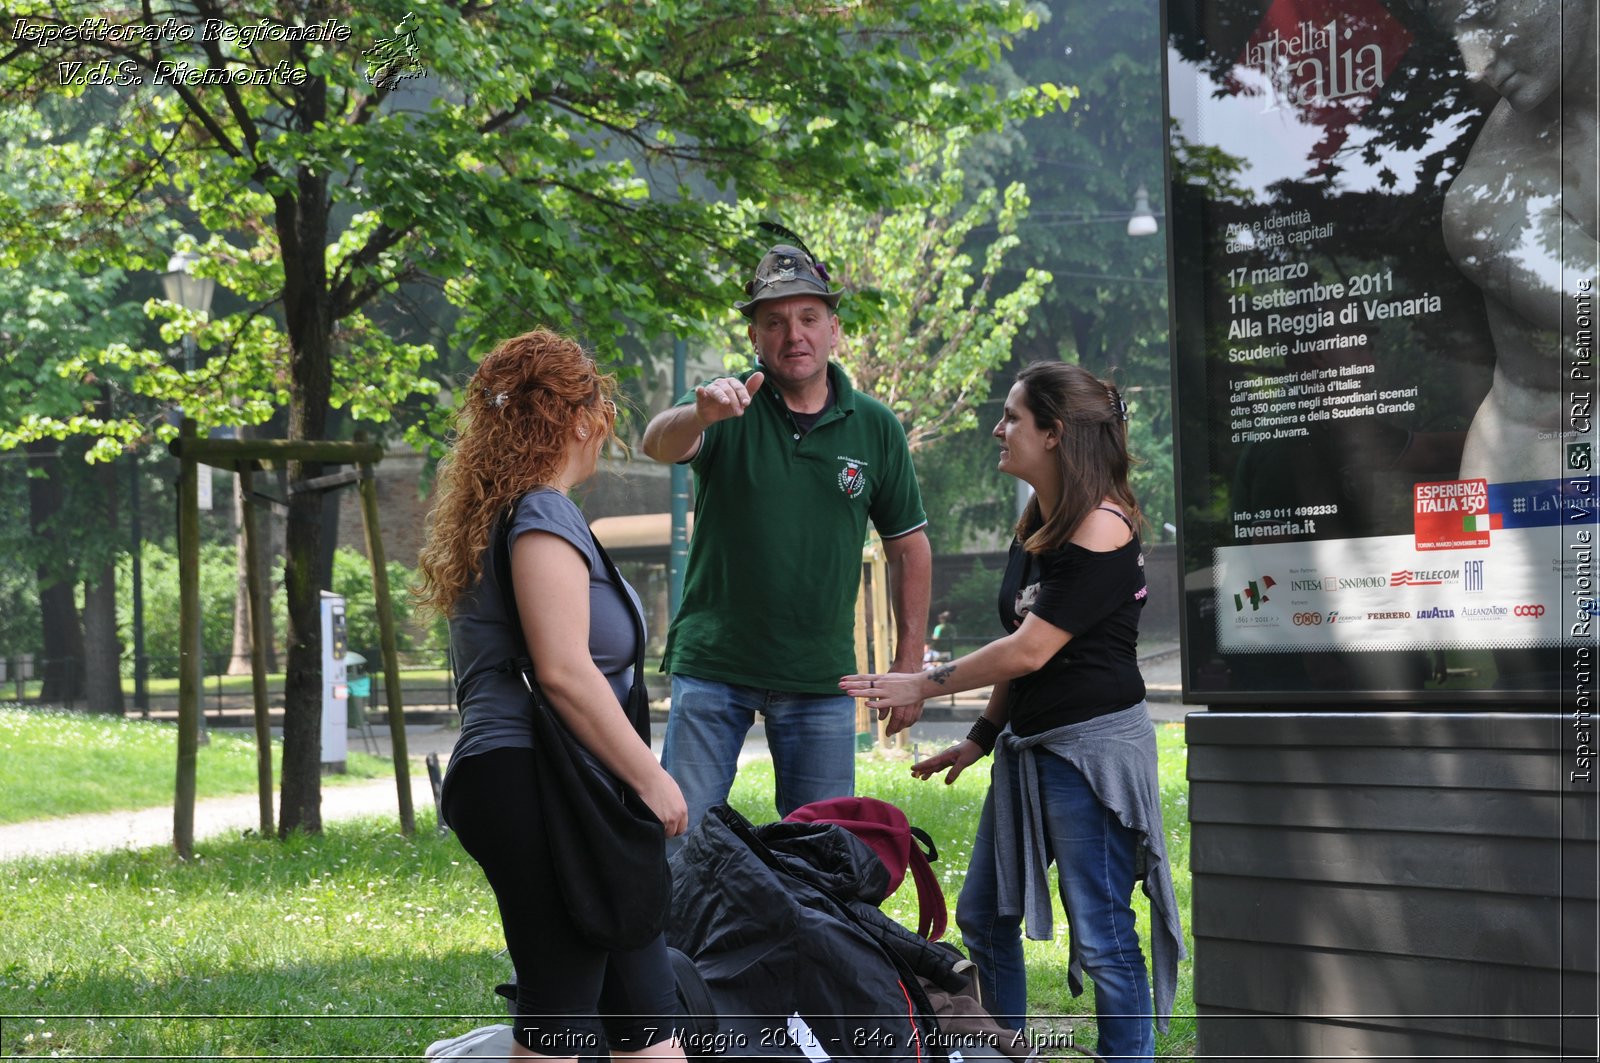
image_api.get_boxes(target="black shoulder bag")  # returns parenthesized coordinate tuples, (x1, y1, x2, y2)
(495, 508, 671, 951)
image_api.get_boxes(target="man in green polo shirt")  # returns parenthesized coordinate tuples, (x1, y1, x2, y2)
(642, 241, 932, 829)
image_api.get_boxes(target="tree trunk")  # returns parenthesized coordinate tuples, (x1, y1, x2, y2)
(27, 441, 85, 706)
(82, 559, 124, 715)
(82, 452, 124, 715)
(276, 146, 334, 837)
(227, 426, 278, 675)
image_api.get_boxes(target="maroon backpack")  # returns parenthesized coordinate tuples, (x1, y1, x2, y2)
(785, 796, 949, 941)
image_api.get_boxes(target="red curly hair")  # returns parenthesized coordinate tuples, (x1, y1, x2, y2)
(414, 329, 617, 618)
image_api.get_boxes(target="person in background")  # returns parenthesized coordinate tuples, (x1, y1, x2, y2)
(642, 240, 932, 828)
(930, 610, 957, 658)
(841, 361, 1183, 1063)
(416, 330, 687, 1061)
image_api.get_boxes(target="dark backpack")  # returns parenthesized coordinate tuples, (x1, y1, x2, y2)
(784, 796, 948, 941)
(667, 804, 946, 1062)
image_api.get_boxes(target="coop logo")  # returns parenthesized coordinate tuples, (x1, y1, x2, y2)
(1513, 605, 1546, 618)
(1463, 559, 1485, 594)
(1392, 568, 1457, 587)
(1233, 575, 1277, 612)
(1416, 606, 1455, 620)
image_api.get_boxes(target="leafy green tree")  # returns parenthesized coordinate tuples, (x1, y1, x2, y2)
(981, 0, 1174, 526)
(1, 0, 1041, 834)
(0, 237, 146, 710)
(812, 127, 1055, 451)
(116, 543, 239, 680)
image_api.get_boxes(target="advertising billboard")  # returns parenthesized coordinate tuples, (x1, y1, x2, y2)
(1165, 0, 1596, 702)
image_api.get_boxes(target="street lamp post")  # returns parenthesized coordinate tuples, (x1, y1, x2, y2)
(130, 456, 148, 715)
(161, 251, 217, 358)
(160, 248, 215, 727)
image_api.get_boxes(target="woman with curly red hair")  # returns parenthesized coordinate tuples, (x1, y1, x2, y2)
(416, 329, 687, 1061)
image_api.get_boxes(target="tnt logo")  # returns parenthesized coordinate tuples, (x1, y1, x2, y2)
(1569, 443, 1592, 472)
(1233, 575, 1276, 612)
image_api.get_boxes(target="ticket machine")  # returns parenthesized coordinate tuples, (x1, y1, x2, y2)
(319, 591, 349, 770)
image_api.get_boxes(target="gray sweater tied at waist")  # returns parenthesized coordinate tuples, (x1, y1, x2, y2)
(991, 701, 1185, 1032)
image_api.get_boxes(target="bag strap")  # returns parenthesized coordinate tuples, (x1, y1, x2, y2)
(906, 828, 949, 942)
(493, 494, 651, 743)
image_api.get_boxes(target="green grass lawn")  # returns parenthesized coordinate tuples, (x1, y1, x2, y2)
(0, 706, 392, 823)
(0, 722, 1195, 1059)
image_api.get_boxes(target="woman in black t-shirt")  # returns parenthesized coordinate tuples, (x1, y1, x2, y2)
(841, 362, 1180, 1063)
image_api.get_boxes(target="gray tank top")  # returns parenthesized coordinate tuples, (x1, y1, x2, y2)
(448, 488, 644, 763)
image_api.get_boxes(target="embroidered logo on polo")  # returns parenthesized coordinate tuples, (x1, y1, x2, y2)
(837, 456, 869, 499)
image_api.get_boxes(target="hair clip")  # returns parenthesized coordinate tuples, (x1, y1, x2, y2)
(1108, 388, 1129, 421)
(483, 387, 509, 408)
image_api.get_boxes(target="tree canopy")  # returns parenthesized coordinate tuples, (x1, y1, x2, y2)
(0, 0, 1044, 835)
(814, 127, 1055, 452)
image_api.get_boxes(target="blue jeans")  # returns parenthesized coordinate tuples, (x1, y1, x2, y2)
(957, 748, 1154, 1062)
(661, 674, 857, 833)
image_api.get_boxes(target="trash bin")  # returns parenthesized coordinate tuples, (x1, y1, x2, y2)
(344, 651, 370, 718)
(345, 652, 377, 753)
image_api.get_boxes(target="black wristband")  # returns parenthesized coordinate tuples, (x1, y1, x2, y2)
(966, 716, 999, 756)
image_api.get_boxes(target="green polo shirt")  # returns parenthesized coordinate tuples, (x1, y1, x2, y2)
(661, 362, 927, 693)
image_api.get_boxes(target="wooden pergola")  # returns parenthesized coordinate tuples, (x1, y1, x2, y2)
(167, 425, 414, 857)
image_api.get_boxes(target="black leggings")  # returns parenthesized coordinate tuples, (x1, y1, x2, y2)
(441, 747, 677, 1054)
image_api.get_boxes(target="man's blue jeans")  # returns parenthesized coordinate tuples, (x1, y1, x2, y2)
(661, 675, 857, 833)
(957, 747, 1155, 1062)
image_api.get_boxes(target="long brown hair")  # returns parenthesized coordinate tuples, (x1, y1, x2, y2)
(1012, 361, 1143, 553)
(414, 329, 617, 618)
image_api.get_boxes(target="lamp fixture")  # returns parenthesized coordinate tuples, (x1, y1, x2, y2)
(1126, 185, 1159, 237)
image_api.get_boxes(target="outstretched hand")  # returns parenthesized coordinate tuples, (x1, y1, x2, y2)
(694, 371, 764, 426)
(910, 740, 984, 785)
(839, 670, 925, 711)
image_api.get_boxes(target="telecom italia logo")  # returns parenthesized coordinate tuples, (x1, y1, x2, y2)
(1391, 567, 1461, 587)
